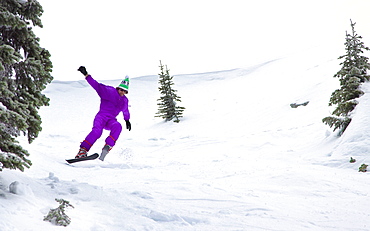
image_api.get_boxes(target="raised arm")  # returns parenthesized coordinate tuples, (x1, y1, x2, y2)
(78, 66, 100, 92)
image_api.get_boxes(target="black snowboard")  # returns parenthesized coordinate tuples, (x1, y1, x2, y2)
(66, 153, 99, 164)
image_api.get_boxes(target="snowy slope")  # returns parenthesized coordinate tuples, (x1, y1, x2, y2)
(1, 47, 370, 231)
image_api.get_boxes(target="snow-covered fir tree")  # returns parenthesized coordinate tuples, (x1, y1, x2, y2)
(0, 0, 53, 171)
(323, 20, 370, 135)
(156, 61, 185, 123)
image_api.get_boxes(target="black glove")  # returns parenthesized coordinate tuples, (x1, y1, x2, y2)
(78, 66, 88, 75)
(125, 120, 131, 131)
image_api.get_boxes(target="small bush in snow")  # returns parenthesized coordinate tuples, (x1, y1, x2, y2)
(358, 164, 368, 172)
(44, 198, 74, 227)
(290, 101, 309, 108)
(349, 157, 356, 163)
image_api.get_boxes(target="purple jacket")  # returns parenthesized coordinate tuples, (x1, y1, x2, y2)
(86, 75, 130, 120)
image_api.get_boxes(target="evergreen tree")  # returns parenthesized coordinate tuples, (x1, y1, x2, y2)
(0, 0, 53, 171)
(44, 198, 74, 227)
(323, 20, 370, 135)
(156, 61, 185, 123)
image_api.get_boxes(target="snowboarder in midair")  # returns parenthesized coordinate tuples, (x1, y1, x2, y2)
(75, 66, 131, 161)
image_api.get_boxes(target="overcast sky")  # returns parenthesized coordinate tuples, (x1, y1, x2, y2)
(35, 0, 370, 81)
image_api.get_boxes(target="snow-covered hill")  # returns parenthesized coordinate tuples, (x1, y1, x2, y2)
(1, 47, 370, 231)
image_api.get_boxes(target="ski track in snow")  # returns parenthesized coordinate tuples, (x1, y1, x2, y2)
(1, 47, 370, 230)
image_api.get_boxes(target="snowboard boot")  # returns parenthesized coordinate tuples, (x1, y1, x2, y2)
(75, 147, 88, 159)
(99, 144, 112, 161)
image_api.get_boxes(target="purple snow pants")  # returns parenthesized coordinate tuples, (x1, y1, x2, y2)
(80, 114, 122, 151)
